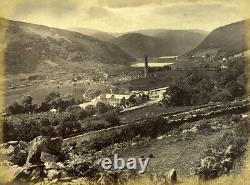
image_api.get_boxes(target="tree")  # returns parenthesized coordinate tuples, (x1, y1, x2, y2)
(225, 81, 245, 97)
(21, 95, 33, 105)
(46, 92, 60, 103)
(96, 102, 109, 114)
(7, 102, 25, 115)
(85, 105, 97, 116)
(36, 102, 50, 112)
(212, 91, 234, 102)
(128, 95, 137, 106)
(165, 86, 188, 106)
(102, 112, 120, 126)
(66, 106, 88, 120)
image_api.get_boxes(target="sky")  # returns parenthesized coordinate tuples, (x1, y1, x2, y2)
(0, 0, 249, 33)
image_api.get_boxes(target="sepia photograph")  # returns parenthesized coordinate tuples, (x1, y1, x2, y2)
(0, 0, 250, 184)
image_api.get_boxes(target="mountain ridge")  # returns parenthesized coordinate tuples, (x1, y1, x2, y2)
(186, 19, 250, 57)
(0, 18, 134, 74)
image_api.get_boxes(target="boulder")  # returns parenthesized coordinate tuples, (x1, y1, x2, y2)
(7, 141, 19, 146)
(26, 136, 51, 165)
(44, 162, 60, 170)
(49, 137, 63, 155)
(0, 165, 26, 184)
(26, 136, 63, 165)
(18, 141, 28, 150)
(40, 152, 58, 163)
(30, 167, 43, 181)
(47, 169, 60, 180)
(0, 145, 15, 155)
(166, 169, 177, 184)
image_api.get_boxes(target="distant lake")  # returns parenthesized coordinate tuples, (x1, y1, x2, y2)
(157, 56, 177, 59)
(131, 62, 173, 68)
(131, 56, 177, 68)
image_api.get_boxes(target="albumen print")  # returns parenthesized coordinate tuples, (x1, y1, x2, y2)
(0, 0, 250, 184)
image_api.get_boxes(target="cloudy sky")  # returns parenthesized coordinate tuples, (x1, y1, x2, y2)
(1, 0, 249, 33)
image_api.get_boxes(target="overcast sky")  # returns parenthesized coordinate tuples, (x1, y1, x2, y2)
(1, 0, 249, 33)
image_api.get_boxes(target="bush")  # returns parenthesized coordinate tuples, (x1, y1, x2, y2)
(96, 102, 109, 114)
(102, 112, 121, 126)
(85, 105, 97, 116)
(195, 118, 249, 180)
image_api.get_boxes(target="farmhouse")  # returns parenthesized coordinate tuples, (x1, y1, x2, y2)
(99, 94, 132, 107)
(132, 86, 168, 100)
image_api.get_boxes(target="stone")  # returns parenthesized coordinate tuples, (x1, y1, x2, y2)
(0, 145, 15, 155)
(7, 141, 19, 146)
(225, 145, 234, 157)
(18, 141, 28, 149)
(166, 169, 177, 184)
(0, 165, 26, 183)
(40, 152, 58, 163)
(44, 162, 60, 170)
(26, 136, 63, 165)
(49, 137, 63, 155)
(30, 167, 43, 181)
(47, 169, 60, 180)
(26, 136, 51, 165)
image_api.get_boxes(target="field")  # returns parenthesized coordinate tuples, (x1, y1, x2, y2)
(118, 69, 217, 91)
(119, 104, 194, 122)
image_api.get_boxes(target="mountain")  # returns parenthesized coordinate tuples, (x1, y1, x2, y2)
(0, 18, 134, 74)
(111, 30, 207, 58)
(187, 19, 250, 57)
(110, 33, 170, 58)
(70, 28, 116, 42)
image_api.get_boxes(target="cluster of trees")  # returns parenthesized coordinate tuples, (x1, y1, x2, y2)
(3, 105, 120, 142)
(119, 94, 149, 109)
(164, 58, 246, 106)
(6, 92, 80, 115)
(4, 91, 118, 141)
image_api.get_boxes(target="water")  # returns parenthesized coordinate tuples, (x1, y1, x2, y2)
(131, 56, 176, 68)
(158, 56, 177, 59)
(131, 62, 173, 67)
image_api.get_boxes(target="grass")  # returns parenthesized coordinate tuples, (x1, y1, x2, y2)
(119, 69, 217, 91)
(119, 104, 194, 122)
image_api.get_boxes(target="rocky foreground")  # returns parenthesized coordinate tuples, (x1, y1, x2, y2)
(0, 114, 249, 185)
(0, 135, 179, 185)
(0, 100, 249, 184)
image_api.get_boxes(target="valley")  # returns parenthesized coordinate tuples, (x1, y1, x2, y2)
(0, 17, 250, 185)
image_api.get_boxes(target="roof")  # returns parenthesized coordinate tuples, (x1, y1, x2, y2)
(105, 94, 131, 100)
(132, 86, 168, 93)
(148, 86, 168, 92)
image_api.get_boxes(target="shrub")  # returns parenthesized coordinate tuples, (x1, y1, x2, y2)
(96, 102, 109, 114)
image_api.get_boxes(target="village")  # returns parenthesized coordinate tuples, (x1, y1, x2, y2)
(77, 50, 250, 114)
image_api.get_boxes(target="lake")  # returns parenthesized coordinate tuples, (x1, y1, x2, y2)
(131, 56, 176, 68)
(131, 62, 173, 68)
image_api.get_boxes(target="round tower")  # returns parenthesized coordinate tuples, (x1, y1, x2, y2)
(144, 55, 148, 78)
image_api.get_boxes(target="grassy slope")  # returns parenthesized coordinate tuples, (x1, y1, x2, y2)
(187, 19, 250, 57)
(111, 30, 207, 58)
(0, 18, 134, 74)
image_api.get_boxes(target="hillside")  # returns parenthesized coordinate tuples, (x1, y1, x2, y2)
(187, 19, 250, 57)
(110, 33, 171, 58)
(111, 30, 207, 58)
(70, 28, 116, 42)
(0, 18, 134, 74)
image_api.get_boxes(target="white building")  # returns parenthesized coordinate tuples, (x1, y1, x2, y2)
(132, 86, 168, 100)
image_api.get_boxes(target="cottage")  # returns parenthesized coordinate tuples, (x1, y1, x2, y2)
(96, 94, 132, 107)
(132, 86, 168, 100)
